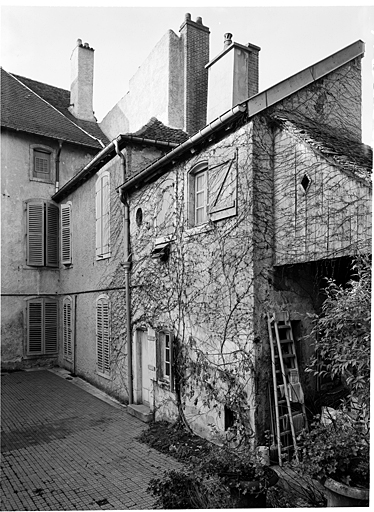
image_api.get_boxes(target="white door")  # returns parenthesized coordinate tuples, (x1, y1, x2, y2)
(140, 330, 150, 405)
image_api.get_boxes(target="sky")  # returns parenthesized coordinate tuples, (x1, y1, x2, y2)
(1, 1, 373, 145)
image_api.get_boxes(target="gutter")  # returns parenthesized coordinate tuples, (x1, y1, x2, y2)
(52, 135, 179, 202)
(118, 103, 247, 194)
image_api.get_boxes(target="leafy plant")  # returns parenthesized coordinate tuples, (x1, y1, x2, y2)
(307, 256, 371, 411)
(297, 414, 369, 489)
(148, 444, 277, 509)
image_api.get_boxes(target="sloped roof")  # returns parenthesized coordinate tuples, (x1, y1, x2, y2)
(1, 68, 109, 149)
(133, 117, 189, 144)
(275, 113, 373, 181)
(52, 118, 186, 202)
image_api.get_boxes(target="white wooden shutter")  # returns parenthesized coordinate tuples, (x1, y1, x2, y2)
(96, 173, 110, 258)
(63, 297, 73, 360)
(27, 299, 43, 354)
(147, 327, 157, 381)
(46, 202, 59, 267)
(97, 296, 110, 374)
(44, 299, 58, 353)
(102, 174, 110, 256)
(27, 201, 45, 266)
(61, 203, 72, 265)
(208, 151, 238, 221)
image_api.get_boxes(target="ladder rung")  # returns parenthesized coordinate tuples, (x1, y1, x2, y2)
(277, 325, 291, 330)
(280, 430, 292, 435)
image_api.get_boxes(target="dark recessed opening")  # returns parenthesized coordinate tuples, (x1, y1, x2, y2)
(136, 208, 143, 227)
(301, 174, 311, 192)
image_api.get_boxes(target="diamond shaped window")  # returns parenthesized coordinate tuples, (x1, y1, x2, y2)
(301, 174, 312, 193)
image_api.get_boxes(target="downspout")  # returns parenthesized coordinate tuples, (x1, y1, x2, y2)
(55, 140, 63, 193)
(114, 140, 133, 404)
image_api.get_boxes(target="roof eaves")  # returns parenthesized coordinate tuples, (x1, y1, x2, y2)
(52, 134, 180, 202)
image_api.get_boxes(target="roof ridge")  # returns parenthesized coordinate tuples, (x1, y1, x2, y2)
(8, 71, 106, 148)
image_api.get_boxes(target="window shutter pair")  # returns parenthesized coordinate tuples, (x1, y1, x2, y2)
(96, 296, 110, 374)
(27, 298, 58, 355)
(208, 150, 238, 221)
(33, 150, 51, 180)
(96, 173, 110, 258)
(26, 201, 59, 267)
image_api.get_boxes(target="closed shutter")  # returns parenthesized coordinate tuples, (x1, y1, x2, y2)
(97, 296, 110, 374)
(61, 203, 72, 265)
(96, 173, 110, 258)
(44, 299, 58, 353)
(46, 203, 59, 267)
(27, 300, 43, 354)
(147, 327, 157, 381)
(34, 150, 51, 180)
(63, 297, 73, 360)
(27, 202, 44, 266)
(208, 151, 238, 221)
(27, 298, 58, 355)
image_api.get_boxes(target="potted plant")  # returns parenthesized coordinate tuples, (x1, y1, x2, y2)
(297, 413, 369, 507)
(148, 444, 278, 509)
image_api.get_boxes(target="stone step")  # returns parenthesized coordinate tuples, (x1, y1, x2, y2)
(127, 403, 153, 423)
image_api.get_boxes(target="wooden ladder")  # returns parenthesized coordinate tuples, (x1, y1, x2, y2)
(267, 312, 308, 466)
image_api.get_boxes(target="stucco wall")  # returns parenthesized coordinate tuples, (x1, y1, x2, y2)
(100, 30, 184, 140)
(1, 129, 99, 366)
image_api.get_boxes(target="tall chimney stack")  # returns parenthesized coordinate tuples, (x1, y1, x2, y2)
(206, 34, 260, 124)
(69, 39, 96, 122)
(179, 13, 210, 135)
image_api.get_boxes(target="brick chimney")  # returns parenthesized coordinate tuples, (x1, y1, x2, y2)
(206, 34, 260, 124)
(179, 14, 210, 135)
(69, 39, 96, 122)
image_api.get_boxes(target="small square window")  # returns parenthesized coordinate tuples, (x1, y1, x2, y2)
(33, 150, 51, 180)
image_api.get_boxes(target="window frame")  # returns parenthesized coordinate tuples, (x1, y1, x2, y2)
(25, 297, 58, 357)
(95, 170, 111, 260)
(29, 144, 55, 184)
(158, 330, 174, 391)
(187, 162, 209, 228)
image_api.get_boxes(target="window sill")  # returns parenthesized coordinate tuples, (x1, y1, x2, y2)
(96, 254, 111, 261)
(96, 370, 111, 380)
(184, 222, 214, 238)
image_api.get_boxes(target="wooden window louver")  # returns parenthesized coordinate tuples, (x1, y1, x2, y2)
(61, 203, 72, 265)
(63, 297, 73, 360)
(96, 296, 110, 375)
(27, 298, 58, 355)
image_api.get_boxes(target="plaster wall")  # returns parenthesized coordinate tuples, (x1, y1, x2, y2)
(1, 129, 100, 366)
(273, 129, 372, 265)
(207, 52, 234, 124)
(100, 30, 184, 140)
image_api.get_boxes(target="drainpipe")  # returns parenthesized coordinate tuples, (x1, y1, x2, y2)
(55, 140, 63, 193)
(114, 140, 133, 404)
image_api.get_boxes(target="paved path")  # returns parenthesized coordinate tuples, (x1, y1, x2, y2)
(1, 369, 181, 510)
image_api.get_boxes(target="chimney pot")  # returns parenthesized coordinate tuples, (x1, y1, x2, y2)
(77, 38, 82, 46)
(224, 33, 233, 49)
(196, 16, 202, 24)
(84, 42, 89, 48)
(185, 13, 191, 21)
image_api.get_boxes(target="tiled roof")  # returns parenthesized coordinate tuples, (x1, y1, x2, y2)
(275, 113, 372, 181)
(1, 68, 109, 149)
(132, 117, 189, 145)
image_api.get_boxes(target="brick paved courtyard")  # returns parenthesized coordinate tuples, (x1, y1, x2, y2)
(1, 369, 181, 510)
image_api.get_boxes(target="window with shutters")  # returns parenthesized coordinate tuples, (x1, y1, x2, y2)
(158, 331, 174, 390)
(26, 298, 58, 356)
(30, 145, 54, 183)
(187, 154, 237, 227)
(96, 295, 110, 377)
(95, 171, 110, 259)
(26, 200, 59, 267)
(63, 296, 73, 361)
(61, 202, 72, 265)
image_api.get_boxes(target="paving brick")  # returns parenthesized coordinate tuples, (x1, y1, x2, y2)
(1, 369, 182, 510)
